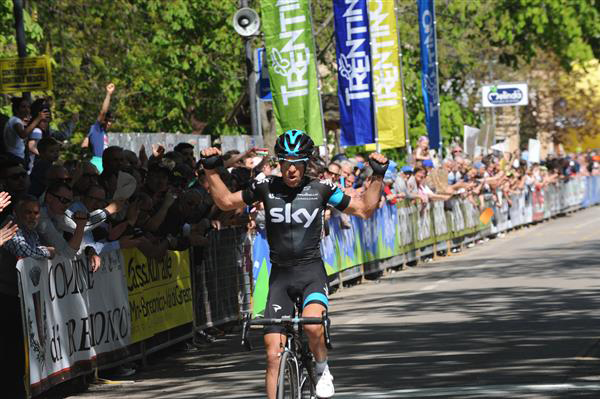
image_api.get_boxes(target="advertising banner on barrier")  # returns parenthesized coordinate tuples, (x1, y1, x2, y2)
(18, 251, 130, 397)
(417, 0, 441, 150)
(261, 0, 325, 144)
(333, 0, 375, 146)
(367, 0, 405, 149)
(124, 249, 193, 343)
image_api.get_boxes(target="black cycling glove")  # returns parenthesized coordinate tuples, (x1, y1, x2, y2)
(369, 157, 389, 177)
(200, 155, 224, 170)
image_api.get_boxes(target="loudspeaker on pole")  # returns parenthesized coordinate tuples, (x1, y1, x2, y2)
(232, 7, 260, 37)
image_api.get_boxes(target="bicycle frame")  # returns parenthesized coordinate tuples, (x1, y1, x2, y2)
(241, 298, 332, 398)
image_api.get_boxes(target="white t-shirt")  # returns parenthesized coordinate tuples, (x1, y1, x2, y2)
(27, 127, 43, 171)
(3, 116, 25, 158)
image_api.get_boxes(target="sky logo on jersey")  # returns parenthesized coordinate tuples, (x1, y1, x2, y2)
(270, 203, 319, 228)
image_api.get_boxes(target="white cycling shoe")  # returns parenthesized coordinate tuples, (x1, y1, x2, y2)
(316, 368, 335, 398)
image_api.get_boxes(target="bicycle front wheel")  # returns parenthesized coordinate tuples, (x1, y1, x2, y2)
(300, 355, 317, 399)
(277, 351, 299, 399)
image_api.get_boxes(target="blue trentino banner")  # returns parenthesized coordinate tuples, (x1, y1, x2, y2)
(417, 0, 441, 149)
(333, 0, 375, 146)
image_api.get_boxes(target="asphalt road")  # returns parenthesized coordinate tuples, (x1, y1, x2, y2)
(50, 206, 600, 399)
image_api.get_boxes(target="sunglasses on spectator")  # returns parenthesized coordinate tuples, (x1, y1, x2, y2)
(48, 192, 72, 205)
(7, 172, 27, 180)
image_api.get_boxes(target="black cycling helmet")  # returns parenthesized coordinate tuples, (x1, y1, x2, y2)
(274, 129, 314, 160)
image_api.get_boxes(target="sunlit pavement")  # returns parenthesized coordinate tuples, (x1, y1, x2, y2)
(58, 206, 600, 399)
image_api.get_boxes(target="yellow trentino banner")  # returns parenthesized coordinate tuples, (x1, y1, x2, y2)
(366, 0, 405, 150)
(124, 248, 194, 343)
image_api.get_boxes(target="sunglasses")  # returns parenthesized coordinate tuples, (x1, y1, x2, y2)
(279, 158, 308, 168)
(48, 192, 72, 205)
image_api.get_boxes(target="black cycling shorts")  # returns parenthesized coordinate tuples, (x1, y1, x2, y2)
(263, 260, 329, 335)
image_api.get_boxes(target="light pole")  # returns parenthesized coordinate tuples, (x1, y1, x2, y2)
(234, 1, 261, 137)
(12, 0, 30, 101)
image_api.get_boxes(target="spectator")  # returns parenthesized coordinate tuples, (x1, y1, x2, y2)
(29, 138, 62, 197)
(142, 161, 171, 205)
(37, 182, 87, 261)
(30, 98, 78, 141)
(158, 190, 211, 250)
(72, 161, 100, 198)
(0, 195, 53, 399)
(99, 146, 126, 197)
(393, 165, 413, 198)
(450, 144, 463, 159)
(123, 149, 141, 170)
(324, 162, 342, 184)
(414, 136, 431, 162)
(0, 157, 30, 223)
(174, 142, 196, 169)
(3, 97, 50, 167)
(81, 83, 115, 172)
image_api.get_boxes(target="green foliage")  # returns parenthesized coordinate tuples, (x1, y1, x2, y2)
(0, 0, 595, 153)
(0, 1, 246, 137)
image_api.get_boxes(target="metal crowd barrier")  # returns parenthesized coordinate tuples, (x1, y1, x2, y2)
(250, 176, 598, 316)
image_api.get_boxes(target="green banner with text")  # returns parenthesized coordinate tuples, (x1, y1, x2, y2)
(261, 0, 325, 144)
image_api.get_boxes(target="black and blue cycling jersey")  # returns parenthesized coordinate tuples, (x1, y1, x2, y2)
(242, 175, 351, 268)
(243, 175, 351, 330)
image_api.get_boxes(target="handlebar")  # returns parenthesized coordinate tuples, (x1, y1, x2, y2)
(241, 311, 333, 351)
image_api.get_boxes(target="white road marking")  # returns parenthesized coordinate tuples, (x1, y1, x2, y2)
(419, 279, 448, 291)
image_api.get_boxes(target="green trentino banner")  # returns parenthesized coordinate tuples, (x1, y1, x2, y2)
(261, 0, 325, 144)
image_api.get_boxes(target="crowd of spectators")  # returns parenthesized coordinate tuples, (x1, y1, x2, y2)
(0, 84, 599, 397)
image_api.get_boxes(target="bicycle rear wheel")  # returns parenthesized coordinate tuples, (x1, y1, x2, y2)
(277, 351, 299, 399)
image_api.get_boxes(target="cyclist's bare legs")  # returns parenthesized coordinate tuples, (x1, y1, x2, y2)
(264, 332, 286, 399)
(302, 303, 328, 363)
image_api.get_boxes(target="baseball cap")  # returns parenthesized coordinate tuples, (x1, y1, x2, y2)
(423, 159, 434, 168)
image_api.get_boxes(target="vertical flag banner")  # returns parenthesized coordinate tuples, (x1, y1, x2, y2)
(417, 0, 441, 149)
(333, 0, 375, 146)
(367, 0, 405, 149)
(261, 0, 325, 144)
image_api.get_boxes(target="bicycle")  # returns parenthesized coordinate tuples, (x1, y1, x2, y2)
(241, 297, 333, 399)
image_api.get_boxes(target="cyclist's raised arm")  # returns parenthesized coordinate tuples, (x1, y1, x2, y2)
(342, 153, 388, 219)
(201, 147, 247, 211)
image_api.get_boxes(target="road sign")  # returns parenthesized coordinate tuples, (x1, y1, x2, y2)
(0, 55, 53, 93)
(482, 83, 528, 107)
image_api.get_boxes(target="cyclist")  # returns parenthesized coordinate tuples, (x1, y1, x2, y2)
(201, 130, 388, 399)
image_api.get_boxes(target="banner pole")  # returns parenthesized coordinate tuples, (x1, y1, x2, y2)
(432, 0, 443, 156)
(370, 61, 381, 153)
(368, 23, 380, 153)
(395, 0, 411, 154)
(308, 0, 327, 147)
